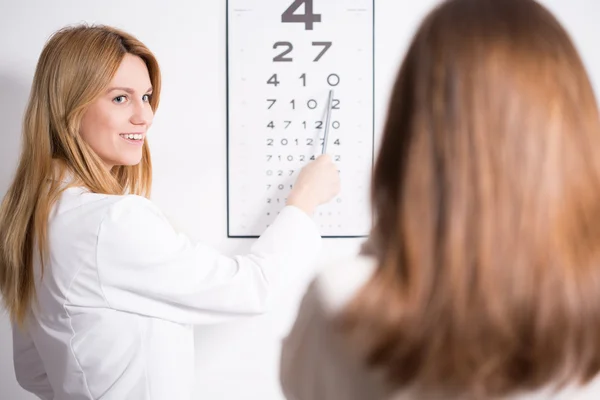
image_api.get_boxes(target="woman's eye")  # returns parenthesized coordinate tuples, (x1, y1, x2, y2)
(142, 94, 152, 102)
(113, 95, 127, 104)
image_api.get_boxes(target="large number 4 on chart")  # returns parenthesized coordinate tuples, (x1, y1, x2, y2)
(282, 0, 321, 30)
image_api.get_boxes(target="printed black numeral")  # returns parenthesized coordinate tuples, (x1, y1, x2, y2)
(273, 42, 293, 62)
(281, 0, 321, 30)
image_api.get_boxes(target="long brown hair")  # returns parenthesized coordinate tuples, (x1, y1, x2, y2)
(0, 24, 161, 326)
(338, 0, 600, 398)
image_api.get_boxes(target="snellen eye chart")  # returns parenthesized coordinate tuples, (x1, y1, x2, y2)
(227, 0, 375, 238)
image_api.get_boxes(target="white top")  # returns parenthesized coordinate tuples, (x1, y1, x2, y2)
(280, 255, 600, 400)
(12, 186, 322, 400)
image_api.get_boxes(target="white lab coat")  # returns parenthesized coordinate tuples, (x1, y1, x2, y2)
(280, 256, 600, 400)
(12, 184, 322, 400)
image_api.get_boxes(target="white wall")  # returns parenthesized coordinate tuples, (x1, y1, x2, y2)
(0, 1, 598, 399)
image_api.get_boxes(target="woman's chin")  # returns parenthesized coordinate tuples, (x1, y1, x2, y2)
(108, 154, 143, 168)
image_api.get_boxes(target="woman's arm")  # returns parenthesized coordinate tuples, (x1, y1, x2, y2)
(95, 195, 323, 325)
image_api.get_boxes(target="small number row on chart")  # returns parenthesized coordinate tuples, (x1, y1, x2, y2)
(265, 98, 340, 110)
(265, 168, 341, 177)
(266, 120, 341, 130)
(266, 73, 340, 87)
(266, 138, 341, 146)
(266, 154, 342, 162)
(264, 197, 343, 205)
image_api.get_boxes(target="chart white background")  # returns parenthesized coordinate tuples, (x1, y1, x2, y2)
(227, 0, 374, 237)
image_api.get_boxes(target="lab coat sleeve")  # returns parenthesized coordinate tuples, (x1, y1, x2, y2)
(280, 280, 382, 400)
(12, 324, 54, 400)
(96, 195, 322, 324)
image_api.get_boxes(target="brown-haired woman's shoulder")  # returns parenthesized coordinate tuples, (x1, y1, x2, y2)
(280, 254, 384, 400)
(314, 255, 378, 315)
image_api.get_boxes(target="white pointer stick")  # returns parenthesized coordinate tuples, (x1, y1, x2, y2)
(322, 89, 334, 155)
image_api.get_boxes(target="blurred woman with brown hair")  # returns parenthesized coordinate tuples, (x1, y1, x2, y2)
(280, 0, 600, 398)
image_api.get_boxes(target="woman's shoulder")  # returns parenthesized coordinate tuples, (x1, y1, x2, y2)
(50, 188, 175, 255)
(312, 253, 378, 315)
(53, 187, 162, 228)
(58, 186, 154, 211)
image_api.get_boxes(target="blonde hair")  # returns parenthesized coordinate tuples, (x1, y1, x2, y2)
(338, 0, 600, 398)
(0, 24, 161, 326)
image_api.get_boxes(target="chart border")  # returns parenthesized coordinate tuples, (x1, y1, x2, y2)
(225, 0, 376, 238)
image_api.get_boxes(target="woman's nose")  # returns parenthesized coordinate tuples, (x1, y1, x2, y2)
(130, 100, 153, 126)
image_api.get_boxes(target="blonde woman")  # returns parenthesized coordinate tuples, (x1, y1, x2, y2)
(0, 25, 339, 399)
(281, 0, 600, 399)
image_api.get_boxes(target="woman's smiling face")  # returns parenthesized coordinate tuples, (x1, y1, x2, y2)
(79, 53, 154, 170)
